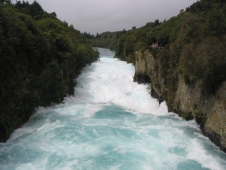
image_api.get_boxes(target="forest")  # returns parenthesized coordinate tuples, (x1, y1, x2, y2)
(0, 0, 99, 141)
(92, 0, 226, 105)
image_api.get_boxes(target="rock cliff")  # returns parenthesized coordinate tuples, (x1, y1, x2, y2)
(134, 50, 226, 152)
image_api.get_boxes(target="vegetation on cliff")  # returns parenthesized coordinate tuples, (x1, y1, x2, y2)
(0, 1, 99, 141)
(112, 0, 226, 100)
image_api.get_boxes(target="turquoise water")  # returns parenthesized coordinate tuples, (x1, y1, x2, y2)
(0, 48, 226, 170)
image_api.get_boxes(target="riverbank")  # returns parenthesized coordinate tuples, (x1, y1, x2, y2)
(134, 50, 226, 152)
(1, 48, 226, 170)
(0, 1, 99, 142)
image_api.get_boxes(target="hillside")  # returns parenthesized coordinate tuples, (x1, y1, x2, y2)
(0, 1, 99, 142)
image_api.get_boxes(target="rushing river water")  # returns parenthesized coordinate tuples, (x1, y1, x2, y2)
(1, 48, 226, 170)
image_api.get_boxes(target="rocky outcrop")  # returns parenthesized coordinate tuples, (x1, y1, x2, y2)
(134, 50, 226, 152)
(134, 51, 152, 84)
(134, 51, 164, 102)
(174, 76, 226, 152)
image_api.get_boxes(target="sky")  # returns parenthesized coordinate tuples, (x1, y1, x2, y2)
(13, 0, 197, 35)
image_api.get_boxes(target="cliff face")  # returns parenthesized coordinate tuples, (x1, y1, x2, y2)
(134, 50, 226, 152)
(134, 51, 153, 84)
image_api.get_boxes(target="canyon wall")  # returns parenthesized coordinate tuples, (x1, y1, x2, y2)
(134, 50, 226, 152)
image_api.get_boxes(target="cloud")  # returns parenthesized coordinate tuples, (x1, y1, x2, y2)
(13, 0, 197, 34)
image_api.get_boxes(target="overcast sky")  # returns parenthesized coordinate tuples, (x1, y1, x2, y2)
(14, 0, 197, 34)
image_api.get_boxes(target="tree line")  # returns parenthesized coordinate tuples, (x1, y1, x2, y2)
(0, 0, 99, 141)
(91, 0, 226, 105)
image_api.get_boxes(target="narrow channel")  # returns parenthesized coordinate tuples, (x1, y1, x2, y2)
(0, 48, 226, 170)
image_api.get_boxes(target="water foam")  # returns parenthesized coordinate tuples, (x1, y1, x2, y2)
(64, 56, 168, 115)
(0, 48, 226, 170)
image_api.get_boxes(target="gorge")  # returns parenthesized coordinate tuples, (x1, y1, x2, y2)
(1, 0, 226, 169)
(1, 48, 226, 169)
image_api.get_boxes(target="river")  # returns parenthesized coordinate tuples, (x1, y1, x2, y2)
(0, 48, 226, 170)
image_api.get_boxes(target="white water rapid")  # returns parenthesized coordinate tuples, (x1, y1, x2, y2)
(0, 48, 226, 170)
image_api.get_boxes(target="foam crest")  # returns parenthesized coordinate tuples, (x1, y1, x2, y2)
(1, 48, 226, 170)
(66, 55, 168, 115)
(186, 139, 225, 170)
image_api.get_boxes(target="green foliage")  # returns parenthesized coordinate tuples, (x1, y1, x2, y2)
(0, 1, 99, 141)
(182, 112, 194, 121)
(67, 0, 226, 136)
(38, 60, 66, 106)
(112, 0, 226, 106)
(90, 31, 124, 50)
(179, 36, 226, 93)
(15, 0, 56, 20)
(114, 29, 149, 63)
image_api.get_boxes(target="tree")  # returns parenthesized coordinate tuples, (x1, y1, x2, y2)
(0, 1, 99, 142)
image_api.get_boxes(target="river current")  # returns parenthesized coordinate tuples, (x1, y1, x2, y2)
(0, 48, 226, 170)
